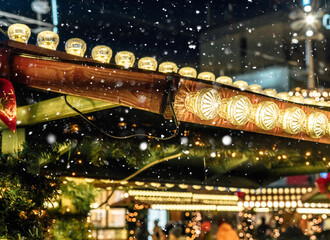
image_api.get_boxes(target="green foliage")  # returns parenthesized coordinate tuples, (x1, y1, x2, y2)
(51, 181, 98, 240)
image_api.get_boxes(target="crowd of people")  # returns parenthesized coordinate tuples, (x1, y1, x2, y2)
(134, 217, 330, 240)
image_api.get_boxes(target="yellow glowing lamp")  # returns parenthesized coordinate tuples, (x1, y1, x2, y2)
(185, 88, 221, 120)
(192, 185, 201, 190)
(65, 38, 86, 57)
(279, 107, 306, 134)
(115, 51, 135, 68)
(303, 98, 316, 105)
(233, 80, 248, 90)
(7, 23, 31, 43)
(91, 45, 112, 63)
(221, 95, 252, 125)
(290, 96, 304, 104)
(254, 101, 280, 130)
(37, 31, 59, 50)
(216, 76, 233, 85)
(178, 67, 197, 78)
(276, 92, 290, 101)
(197, 72, 215, 81)
(263, 89, 277, 97)
(158, 62, 178, 73)
(327, 122, 330, 137)
(138, 57, 157, 71)
(248, 84, 263, 93)
(305, 112, 328, 138)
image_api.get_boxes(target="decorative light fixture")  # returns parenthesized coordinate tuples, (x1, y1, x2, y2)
(65, 38, 86, 57)
(263, 89, 277, 97)
(7, 23, 31, 43)
(192, 185, 202, 190)
(158, 62, 178, 73)
(91, 45, 112, 63)
(178, 67, 197, 78)
(216, 76, 233, 85)
(115, 51, 135, 68)
(221, 95, 252, 125)
(233, 80, 248, 90)
(305, 112, 328, 138)
(185, 88, 221, 120)
(253, 101, 280, 130)
(279, 107, 306, 134)
(178, 184, 188, 189)
(37, 31, 59, 50)
(290, 96, 304, 104)
(276, 92, 290, 101)
(327, 122, 330, 137)
(248, 84, 263, 93)
(197, 72, 215, 81)
(138, 57, 158, 71)
(303, 98, 316, 105)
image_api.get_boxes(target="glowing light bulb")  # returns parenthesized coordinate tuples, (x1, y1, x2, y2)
(303, 98, 316, 105)
(263, 89, 277, 97)
(178, 67, 197, 78)
(37, 31, 59, 50)
(91, 45, 112, 63)
(138, 57, 157, 71)
(215, 76, 233, 85)
(7, 23, 31, 43)
(115, 51, 135, 68)
(306, 15, 315, 25)
(221, 95, 252, 125)
(158, 62, 178, 73)
(254, 101, 280, 130)
(280, 107, 306, 134)
(197, 72, 215, 81)
(277, 92, 290, 101)
(233, 80, 248, 90)
(305, 112, 328, 138)
(248, 84, 263, 93)
(185, 88, 221, 120)
(290, 96, 304, 103)
(65, 38, 86, 57)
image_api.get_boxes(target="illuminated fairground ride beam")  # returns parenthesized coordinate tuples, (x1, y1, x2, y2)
(0, 40, 329, 144)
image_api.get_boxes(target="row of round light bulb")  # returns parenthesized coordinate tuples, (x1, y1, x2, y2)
(185, 88, 330, 138)
(7, 24, 330, 107)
